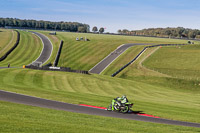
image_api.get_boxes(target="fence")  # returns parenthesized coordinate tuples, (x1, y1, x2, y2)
(53, 40, 63, 67)
(25, 65, 89, 75)
(111, 44, 188, 77)
(0, 30, 20, 61)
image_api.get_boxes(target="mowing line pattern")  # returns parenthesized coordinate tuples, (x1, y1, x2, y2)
(0, 30, 15, 55)
(0, 68, 200, 124)
(0, 30, 42, 67)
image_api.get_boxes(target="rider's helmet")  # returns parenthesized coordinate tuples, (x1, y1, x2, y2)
(122, 95, 126, 99)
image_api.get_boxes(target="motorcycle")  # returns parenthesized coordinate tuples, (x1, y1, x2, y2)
(107, 101, 133, 113)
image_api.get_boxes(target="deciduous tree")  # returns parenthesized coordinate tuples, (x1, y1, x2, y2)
(99, 27, 104, 33)
(92, 26, 98, 32)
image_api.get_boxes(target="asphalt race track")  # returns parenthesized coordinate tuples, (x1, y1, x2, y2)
(30, 32, 53, 66)
(0, 67, 10, 69)
(89, 43, 148, 74)
(0, 90, 200, 128)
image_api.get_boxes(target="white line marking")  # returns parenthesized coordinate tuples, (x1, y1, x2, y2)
(43, 33, 53, 65)
(30, 33, 44, 65)
(30, 32, 53, 65)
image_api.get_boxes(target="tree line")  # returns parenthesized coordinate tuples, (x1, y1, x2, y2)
(118, 27, 200, 39)
(0, 17, 90, 32)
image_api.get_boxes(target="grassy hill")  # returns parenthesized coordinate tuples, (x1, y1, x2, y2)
(0, 29, 17, 57)
(0, 30, 42, 67)
(36, 31, 189, 70)
(143, 45, 200, 80)
(0, 68, 200, 132)
(105, 44, 200, 94)
(0, 68, 200, 123)
(1, 30, 200, 132)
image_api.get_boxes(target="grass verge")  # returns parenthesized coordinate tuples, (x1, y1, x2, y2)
(143, 45, 200, 80)
(0, 29, 17, 57)
(0, 101, 199, 133)
(0, 30, 42, 67)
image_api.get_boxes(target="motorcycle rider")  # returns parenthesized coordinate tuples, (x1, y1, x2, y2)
(111, 95, 128, 111)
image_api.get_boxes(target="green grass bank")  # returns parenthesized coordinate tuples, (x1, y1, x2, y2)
(0, 30, 42, 67)
(1, 101, 199, 133)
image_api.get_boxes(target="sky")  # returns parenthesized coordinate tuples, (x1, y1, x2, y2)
(0, 0, 200, 33)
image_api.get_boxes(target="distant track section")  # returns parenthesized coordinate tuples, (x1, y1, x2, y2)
(89, 43, 148, 74)
(30, 32, 53, 66)
(0, 90, 200, 128)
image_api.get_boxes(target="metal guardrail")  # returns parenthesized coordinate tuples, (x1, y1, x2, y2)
(25, 65, 89, 75)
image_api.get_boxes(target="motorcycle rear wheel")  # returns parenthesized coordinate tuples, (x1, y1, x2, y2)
(120, 106, 129, 113)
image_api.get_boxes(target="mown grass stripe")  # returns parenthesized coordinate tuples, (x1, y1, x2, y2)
(0, 30, 16, 56)
(0, 68, 200, 123)
(8, 31, 29, 65)
(40, 31, 190, 71)
(61, 75, 75, 92)
(0, 30, 42, 67)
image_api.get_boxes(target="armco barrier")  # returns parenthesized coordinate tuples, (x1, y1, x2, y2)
(25, 65, 89, 75)
(111, 44, 187, 77)
(0, 30, 20, 61)
(54, 40, 63, 67)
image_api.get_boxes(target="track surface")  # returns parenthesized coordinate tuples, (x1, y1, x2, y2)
(0, 67, 10, 69)
(89, 43, 148, 74)
(0, 90, 200, 128)
(30, 32, 53, 65)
